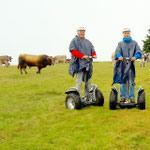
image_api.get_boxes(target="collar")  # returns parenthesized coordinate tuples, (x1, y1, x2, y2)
(123, 37, 132, 43)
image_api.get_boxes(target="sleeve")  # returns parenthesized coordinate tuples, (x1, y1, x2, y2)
(133, 52, 141, 59)
(135, 42, 141, 54)
(133, 42, 141, 59)
(116, 53, 122, 60)
(115, 42, 122, 60)
(69, 39, 77, 52)
(88, 40, 95, 53)
(115, 42, 122, 54)
(91, 44, 95, 53)
(91, 52, 96, 56)
(71, 50, 84, 59)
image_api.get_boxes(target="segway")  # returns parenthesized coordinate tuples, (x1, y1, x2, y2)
(110, 58, 145, 110)
(65, 56, 104, 110)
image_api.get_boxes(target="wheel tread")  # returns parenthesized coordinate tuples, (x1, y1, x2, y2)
(65, 93, 81, 109)
(109, 90, 117, 110)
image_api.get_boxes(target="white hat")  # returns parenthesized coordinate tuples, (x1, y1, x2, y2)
(122, 28, 131, 33)
(77, 27, 86, 32)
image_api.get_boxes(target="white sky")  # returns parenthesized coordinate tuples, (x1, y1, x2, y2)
(0, 0, 150, 65)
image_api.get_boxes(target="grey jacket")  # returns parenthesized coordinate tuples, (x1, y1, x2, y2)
(69, 35, 95, 79)
(115, 40, 141, 58)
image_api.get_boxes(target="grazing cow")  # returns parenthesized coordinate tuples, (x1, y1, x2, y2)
(0, 55, 12, 67)
(65, 58, 71, 63)
(18, 54, 54, 74)
(54, 55, 66, 64)
(140, 54, 148, 67)
(147, 53, 150, 62)
(111, 52, 116, 66)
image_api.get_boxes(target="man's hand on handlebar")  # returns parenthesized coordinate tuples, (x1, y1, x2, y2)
(92, 55, 97, 59)
(131, 57, 136, 61)
(118, 57, 136, 61)
(82, 55, 89, 60)
(118, 57, 123, 61)
(82, 55, 97, 60)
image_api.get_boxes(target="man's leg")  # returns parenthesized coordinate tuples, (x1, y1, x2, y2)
(76, 72, 83, 94)
(84, 78, 91, 97)
(129, 84, 135, 100)
(125, 77, 130, 99)
(129, 71, 135, 101)
(120, 84, 126, 100)
(129, 80, 135, 100)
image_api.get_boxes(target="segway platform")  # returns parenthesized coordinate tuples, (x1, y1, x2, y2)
(118, 102, 136, 108)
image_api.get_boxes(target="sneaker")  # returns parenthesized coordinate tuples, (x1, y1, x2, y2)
(81, 97, 87, 103)
(92, 99, 96, 102)
(130, 99, 135, 103)
(88, 98, 92, 102)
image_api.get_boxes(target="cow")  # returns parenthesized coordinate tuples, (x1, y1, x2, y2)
(0, 55, 12, 67)
(18, 54, 54, 74)
(65, 58, 71, 63)
(111, 52, 116, 66)
(146, 53, 150, 62)
(54, 55, 66, 64)
(140, 54, 148, 67)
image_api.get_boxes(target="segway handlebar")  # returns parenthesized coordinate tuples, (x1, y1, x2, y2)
(119, 57, 131, 64)
(82, 56, 93, 61)
(88, 56, 93, 59)
(123, 57, 131, 61)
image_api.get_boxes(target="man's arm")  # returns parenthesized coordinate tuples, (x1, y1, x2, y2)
(131, 42, 142, 61)
(115, 42, 123, 61)
(71, 50, 84, 59)
(90, 41, 97, 59)
(133, 52, 141, 59)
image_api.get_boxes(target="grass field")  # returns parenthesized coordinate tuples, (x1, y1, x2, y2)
(0, 62, 150, 150)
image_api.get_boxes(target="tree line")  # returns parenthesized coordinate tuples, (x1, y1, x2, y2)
(143, 29, 150, 53)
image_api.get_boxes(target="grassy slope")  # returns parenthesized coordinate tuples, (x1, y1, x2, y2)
(0, 62, 150, 150)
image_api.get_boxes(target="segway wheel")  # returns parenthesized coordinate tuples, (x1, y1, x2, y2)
(65, 93, 82, 110)
(109, 90, 117, 110)
(137, 91, 145, 110)
(94, 89, 104, 106)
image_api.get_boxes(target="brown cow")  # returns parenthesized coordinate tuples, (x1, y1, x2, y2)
(0, 55, 12, 67)
(18, 54, 54, 74)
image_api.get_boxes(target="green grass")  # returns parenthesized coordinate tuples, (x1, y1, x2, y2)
(0, 62, 150, 150)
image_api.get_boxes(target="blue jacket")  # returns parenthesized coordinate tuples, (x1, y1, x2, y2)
(69, 35, 95, 81)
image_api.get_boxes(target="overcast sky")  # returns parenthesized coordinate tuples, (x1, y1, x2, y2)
(0, 0, 150, 65)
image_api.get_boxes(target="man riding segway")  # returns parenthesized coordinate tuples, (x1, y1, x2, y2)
(65, 27, 104, 109)
(110, 28, 145, 109)
(69, 27, 97, 100)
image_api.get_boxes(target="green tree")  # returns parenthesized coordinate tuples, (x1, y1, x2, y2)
(143, 29, 150, 53)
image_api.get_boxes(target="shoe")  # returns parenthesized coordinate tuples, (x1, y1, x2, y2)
(81, 97, 87, 103)
(92, 99, 96, 102)
(130, 99, 135, 103)
(88, 98, 92, 102)
(120, 98, 126, 102)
